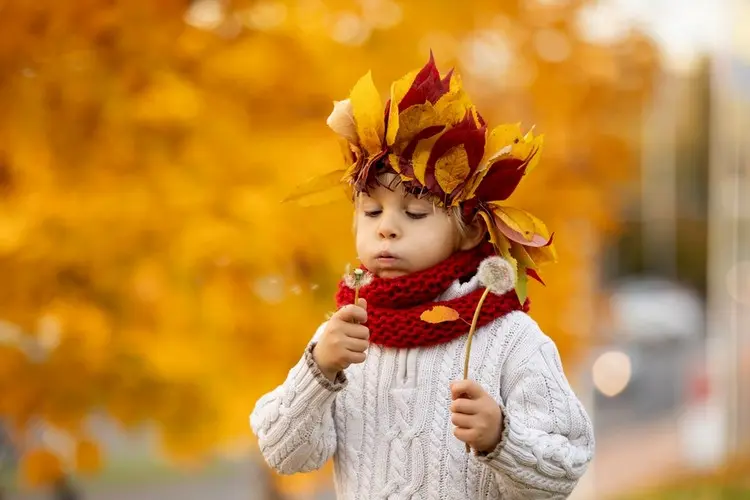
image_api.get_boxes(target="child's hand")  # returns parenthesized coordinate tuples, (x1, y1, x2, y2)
(449, 379, 504, 453)
(312, 299, 369, 381)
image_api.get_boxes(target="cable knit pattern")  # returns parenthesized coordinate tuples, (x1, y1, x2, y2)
(250, 273, 595, 499)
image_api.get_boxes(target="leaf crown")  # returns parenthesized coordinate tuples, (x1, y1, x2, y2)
(289, 52, 557, 299)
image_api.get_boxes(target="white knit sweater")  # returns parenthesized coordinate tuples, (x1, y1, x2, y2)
(250, 273, 595, 499)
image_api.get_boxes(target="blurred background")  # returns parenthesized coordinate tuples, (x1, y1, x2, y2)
(0, 0, 748, 498)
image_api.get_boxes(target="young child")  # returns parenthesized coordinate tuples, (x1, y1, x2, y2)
(251, 54, 594, 499)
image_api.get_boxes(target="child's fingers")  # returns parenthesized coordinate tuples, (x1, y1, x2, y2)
(357, 298, 367, 310)
(450, 412, 474, 429)
(336, 304, 367, 324)
(343, 337, 369, 353)
(450, 398, 480, 415)
(450, 379, 484, 400)
(344, 324, 370, 340)
(453, 427, 478, 444)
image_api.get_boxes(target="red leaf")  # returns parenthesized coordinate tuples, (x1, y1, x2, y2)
(461, 198, 479, 219)
(353, 149, 388, 191)
(398, 51, 451, 111)
(440, 67, 454, 88)
(526, 268, 545, 285)
(424, 113, 486, 197)
(475, 111, 487, 127)
(401, 125, 445, 158)
(544, 232, 555, 247)
(386, 125, 445, 183)
(383, 99, 392, 138)
(472, 157, 527, 201)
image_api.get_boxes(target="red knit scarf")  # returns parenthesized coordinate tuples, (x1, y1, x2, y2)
(335, 243, 530, 348)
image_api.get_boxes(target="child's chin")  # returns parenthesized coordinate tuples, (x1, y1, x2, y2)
(374, 268, 410, 279)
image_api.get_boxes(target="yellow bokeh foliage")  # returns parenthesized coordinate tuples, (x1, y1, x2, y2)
(0, 0, 658, 487)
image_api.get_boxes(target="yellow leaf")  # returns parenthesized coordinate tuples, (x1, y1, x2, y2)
(471, 107, 484, 127)
(524, 134, 544, 175)
(387, 154, 403, 174)
(516, 266, 529, 304)
(435, 145, 470, 194)
(526, 242, 558, 266)
(391, 103, 441, 153)
(511, 240, 557, 274)
(460, 167, 485, 201)
(484, 123, 523, 156)
(489, 203, 551, 246)
(478, 210, 500, 246)
(282, 169, 349, 206)
(411, 129, 446, 184)
(433, 72, 474, 125)
(350, 71, 385, 156)
(420, 305, 461, 323)
(482, 124, 543, 171)
(386, 69, 420, 145)
(511, 241, 537, 269)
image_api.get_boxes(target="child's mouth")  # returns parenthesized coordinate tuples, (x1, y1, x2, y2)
(375, 252, 400, 266)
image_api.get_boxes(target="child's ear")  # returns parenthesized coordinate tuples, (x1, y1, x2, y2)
(458, 217, 488, 251)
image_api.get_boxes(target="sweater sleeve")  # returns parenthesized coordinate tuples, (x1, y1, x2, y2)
(476, 317, 595, 498)
(249, 322, 346, 475)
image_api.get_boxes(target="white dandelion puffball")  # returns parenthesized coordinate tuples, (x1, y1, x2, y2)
(477, 256, 516, 295)
(344, 267, 373, 289)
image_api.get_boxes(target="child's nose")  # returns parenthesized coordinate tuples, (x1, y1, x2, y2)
(378, 225, 399, 239)
(377, 215, 400, 239)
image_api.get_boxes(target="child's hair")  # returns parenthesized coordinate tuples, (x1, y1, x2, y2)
(352, 172, 470, 238)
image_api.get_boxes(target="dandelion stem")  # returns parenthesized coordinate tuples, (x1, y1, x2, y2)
(463, 286, 492, 452)
(463, 287, 491, 380)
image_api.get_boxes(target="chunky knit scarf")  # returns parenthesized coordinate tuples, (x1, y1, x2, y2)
(335, 243, 529, 348)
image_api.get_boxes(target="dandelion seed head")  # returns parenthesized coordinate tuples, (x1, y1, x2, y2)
(344, 267, 373, 289)
(477, 256, 516, 295)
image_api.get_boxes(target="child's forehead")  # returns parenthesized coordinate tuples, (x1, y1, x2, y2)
(360, 183, 428, 204)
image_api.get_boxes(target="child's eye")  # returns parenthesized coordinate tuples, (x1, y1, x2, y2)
(364, 210, 382, 218)
(406, 212, 428, 220)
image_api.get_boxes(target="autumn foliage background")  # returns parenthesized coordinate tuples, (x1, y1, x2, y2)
(2, 0, 745, 498)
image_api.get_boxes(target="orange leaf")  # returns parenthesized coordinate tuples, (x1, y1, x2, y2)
(420, 305, 460, 323)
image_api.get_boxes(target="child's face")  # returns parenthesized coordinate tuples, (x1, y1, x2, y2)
(355, 175, 475, 278)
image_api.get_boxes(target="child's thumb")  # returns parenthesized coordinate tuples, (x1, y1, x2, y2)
(357, 298, 367, 310)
